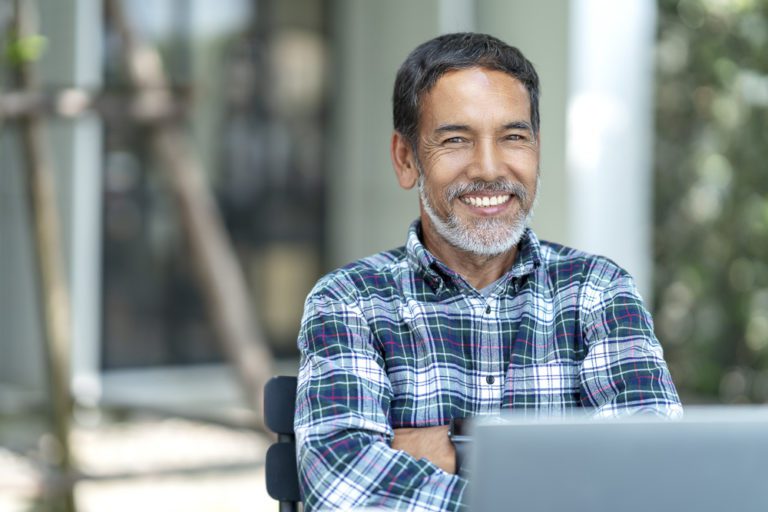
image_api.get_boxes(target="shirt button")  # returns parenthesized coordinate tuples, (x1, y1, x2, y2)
(486, 375, 495, 385)
(485, 305, 491, 314)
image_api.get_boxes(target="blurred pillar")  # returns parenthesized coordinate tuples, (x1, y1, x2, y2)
(37, 0, 104, 404)
(566, 0, 657, 300)
(0, 115, 46, 398)
(0, 2, 103, 401)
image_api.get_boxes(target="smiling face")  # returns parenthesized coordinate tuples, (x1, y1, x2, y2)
(392, 67, 540, 258)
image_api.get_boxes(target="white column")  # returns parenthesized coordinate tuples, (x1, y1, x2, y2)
(0, 129, 46, 394)
(438, 0, 476, 33)
(38, 0, 104, 403)
(0, 0, 103, 398)
(566, 0, 657, 300)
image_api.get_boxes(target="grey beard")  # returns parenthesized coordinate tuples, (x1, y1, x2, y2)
(418, 174, 536, 257)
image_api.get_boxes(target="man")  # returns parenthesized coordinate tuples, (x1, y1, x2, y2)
(294, 32, 681, 511)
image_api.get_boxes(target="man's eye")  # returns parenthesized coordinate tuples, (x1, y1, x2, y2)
(505, 134, 525, 141)
(444, 137, 467, 144)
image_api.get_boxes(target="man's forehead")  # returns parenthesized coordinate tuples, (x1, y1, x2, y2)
(419, 67, 532, 127)
(428, 67, 528, 98)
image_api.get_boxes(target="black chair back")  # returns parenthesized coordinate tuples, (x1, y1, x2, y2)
(264, 375, 302, 512)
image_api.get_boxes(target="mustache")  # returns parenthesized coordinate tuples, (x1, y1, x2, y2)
(444, 179, 529, 203)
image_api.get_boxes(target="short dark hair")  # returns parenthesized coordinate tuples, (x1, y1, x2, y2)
(392, 32, 540, 149)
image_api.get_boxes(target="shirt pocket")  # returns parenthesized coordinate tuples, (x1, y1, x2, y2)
(504, 361, 581, 415)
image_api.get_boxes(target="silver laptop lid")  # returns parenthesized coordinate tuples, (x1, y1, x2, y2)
(467, 407, 768, 512)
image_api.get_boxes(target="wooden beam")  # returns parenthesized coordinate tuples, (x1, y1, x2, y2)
(12, 0, 77, 510)
(0, 88, 188, 121)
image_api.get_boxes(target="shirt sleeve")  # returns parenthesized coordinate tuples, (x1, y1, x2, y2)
(294, 288, 467, 511)
(578, 271, 683, 418)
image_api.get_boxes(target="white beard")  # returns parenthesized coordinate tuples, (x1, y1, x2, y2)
(417, 173, 537, 256)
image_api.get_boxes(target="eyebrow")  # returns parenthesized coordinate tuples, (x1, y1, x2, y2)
(503, 121, 533, 132)
(433, 121, 534, 134)
(434, 124, 471, 134)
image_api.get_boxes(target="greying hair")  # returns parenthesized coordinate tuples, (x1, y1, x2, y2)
(392, 32, 540, 149)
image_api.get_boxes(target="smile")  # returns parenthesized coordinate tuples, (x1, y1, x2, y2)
(459, 194, 512, 208)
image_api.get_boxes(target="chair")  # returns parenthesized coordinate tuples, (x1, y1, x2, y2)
(264, 375, 302, 512)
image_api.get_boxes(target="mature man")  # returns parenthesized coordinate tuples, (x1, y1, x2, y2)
(294, 33, 681, 511)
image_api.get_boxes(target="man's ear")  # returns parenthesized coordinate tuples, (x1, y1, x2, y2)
(391, 131, 419, 190)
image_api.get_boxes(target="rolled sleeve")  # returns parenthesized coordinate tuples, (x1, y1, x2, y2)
(579, 273, 683, 418)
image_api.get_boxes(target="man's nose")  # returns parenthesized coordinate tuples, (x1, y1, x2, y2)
(468, 138, 504, 181)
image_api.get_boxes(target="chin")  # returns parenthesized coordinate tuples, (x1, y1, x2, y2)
(439, 218, 529, 256)
(461, 230, 526, 256)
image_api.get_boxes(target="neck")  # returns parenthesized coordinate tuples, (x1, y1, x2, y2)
(420, 217, 519, 290)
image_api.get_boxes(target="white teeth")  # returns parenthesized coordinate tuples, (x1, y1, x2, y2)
(461, 194, 511, 208)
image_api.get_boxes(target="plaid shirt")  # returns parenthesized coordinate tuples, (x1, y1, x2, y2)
(295, 221, 681, 511)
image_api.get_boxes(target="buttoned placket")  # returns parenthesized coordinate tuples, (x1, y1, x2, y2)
(474, 290, 505, 412)
(421, 249, 527, 412)
(491, 278, 522, 410)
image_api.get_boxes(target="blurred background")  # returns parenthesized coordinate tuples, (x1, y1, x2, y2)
(0, 0, 766, 510)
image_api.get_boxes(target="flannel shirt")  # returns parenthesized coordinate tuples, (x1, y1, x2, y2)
(295, 221, 682, 511)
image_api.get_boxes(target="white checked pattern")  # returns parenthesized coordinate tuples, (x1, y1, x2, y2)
(295, 221, 682, 511)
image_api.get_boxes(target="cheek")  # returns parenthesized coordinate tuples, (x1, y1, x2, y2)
(422, 158, 470, 193)
(503, 144, 538, 162)
(422, 175, 458, 210)
(504, 149, 539, 179)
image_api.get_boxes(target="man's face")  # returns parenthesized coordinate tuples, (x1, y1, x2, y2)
(413, 67, 540, 256)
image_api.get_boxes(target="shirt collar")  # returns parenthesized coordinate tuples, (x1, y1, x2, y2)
(405, 220, 542, 295)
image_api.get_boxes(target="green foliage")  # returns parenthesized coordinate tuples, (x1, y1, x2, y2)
(654, 0, 768, 403)
(3, 32, 48, 65)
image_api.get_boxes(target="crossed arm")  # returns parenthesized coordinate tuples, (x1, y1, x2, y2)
(294, 273, 681, 510)
(294, 293, 467, 511)
(392, 425, 456, 474)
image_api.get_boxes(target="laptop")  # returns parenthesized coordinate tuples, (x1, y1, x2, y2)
(466, 407, 768, 512)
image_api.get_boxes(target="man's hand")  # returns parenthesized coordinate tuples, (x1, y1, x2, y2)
(392, 425, 456, 474)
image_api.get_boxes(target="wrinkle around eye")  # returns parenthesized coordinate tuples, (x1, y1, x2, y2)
(502, 136, 538, 151)
(419, 139, 466, 166)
